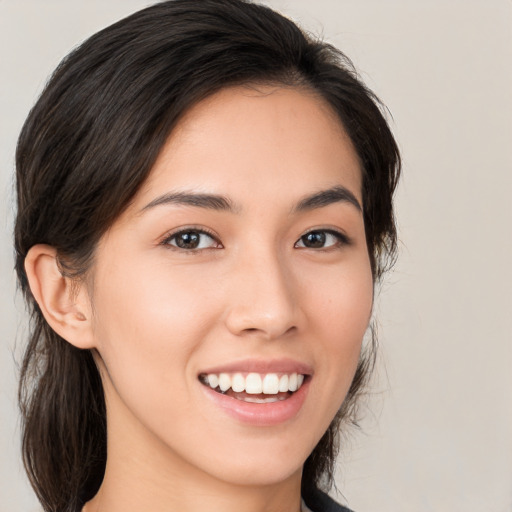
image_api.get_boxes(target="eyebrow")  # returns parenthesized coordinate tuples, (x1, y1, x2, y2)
(293, 186, 362, 213)
(141, 191, 237, 213)
(141, 185, 361, 214)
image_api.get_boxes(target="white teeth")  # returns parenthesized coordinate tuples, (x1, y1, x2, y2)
(232, 373, 245, 393)
(203, 371, 306, 395)
(245, 373, 262, 394)
(262, 373, 279, 394)
(278, 374, 289, 392)
(288, 373, 298, 392)
(207, 374, 219, 389)
(241, 396, 287, 403)
(218, 373, 231, 392)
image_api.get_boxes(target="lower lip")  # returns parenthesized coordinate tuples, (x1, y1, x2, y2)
(201, 379, 310, 426)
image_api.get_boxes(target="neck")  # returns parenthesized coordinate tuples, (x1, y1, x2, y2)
(85, 477, 302, 512)
(84, 449, 303, 512)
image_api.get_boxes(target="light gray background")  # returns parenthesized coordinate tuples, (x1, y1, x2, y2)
(1, 1, 511, 511)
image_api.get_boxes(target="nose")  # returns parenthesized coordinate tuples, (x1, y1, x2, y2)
(224, 248, 300, 340)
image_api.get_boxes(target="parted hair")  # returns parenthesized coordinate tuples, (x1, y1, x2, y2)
(15, 1, 401, 511)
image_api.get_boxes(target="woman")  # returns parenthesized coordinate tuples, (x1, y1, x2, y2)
(15, 1, 400, 511)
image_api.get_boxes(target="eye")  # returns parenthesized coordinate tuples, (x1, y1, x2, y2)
(295, 229, 349, 249)
(162, 229, 221, 250)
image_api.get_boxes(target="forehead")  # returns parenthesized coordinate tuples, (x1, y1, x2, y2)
(132, 85, 362, 211)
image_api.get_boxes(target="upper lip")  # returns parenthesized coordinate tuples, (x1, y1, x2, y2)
(199, 358, 313, 376)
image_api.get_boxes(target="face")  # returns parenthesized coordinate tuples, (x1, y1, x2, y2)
(87, 85, 373, 488)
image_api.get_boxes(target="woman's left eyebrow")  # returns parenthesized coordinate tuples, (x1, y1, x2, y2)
(293, 186, 362, 213)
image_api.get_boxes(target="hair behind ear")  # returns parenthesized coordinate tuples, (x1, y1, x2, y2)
(19, 321, 106, 512)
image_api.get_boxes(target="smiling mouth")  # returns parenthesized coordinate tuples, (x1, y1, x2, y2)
(198, 372, 307, 403)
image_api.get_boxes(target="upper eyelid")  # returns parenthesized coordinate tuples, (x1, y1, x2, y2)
(298, 227, 350, 241)
(302, 227, 346, 236)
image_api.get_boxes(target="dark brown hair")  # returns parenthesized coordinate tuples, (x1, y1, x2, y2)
(15, 1, 400, 510)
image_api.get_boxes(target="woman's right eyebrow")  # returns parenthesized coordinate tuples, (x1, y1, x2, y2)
(140, 191, 239, 213)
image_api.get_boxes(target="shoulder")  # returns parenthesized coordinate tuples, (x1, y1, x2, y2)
(303, 488, 354, 512)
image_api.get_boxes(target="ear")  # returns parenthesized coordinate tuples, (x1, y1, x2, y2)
(24, 244, 95, 349)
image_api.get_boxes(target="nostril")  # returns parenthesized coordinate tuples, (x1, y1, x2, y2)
(239, 325, 297, 339)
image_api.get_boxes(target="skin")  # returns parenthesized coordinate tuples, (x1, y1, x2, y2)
(26, 85, 373, 512)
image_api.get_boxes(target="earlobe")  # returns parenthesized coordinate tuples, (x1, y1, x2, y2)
(24, 244, 95, 349)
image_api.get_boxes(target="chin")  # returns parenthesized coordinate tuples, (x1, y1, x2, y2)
(211, 457, 304, 488)
(179, 429, 316, 488)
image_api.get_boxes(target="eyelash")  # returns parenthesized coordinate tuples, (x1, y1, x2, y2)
(294, 229, 351, 250)
(160, 227, 350, 252)
(160, 227, 221, 252)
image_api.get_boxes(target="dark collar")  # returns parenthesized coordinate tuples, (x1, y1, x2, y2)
(303, 488, 354, 512)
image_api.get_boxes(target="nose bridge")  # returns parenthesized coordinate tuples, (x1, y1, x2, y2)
(224, 242, 298, 339)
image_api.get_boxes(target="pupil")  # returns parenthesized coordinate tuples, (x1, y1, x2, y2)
(304, 231, 325, 248)
(177, 232, 200, 249)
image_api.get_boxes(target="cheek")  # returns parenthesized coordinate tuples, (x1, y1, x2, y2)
(302, 255, 373, 409)
(304, 252, 373, 341)
(89, 257, 221, 414)
(93, 252, 217, 343)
